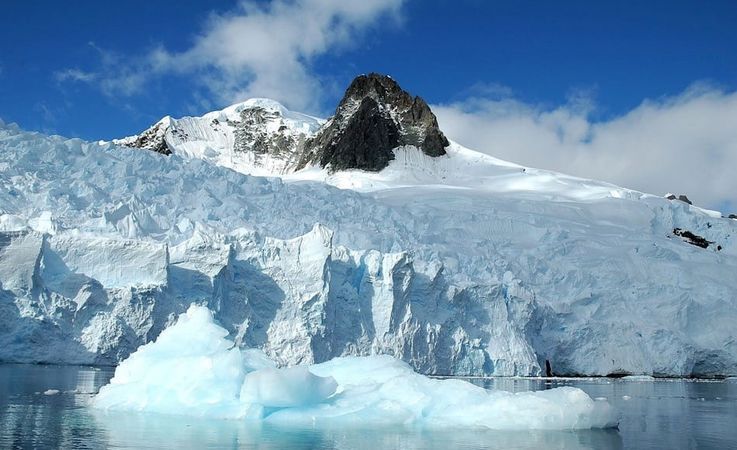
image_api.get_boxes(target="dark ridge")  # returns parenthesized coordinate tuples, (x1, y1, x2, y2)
(673, 228, 716, 249)
(299, 73, 450, 172)
(316, 97, 400, 171)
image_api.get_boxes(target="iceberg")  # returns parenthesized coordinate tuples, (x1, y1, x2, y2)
(92, 305, 618, 430)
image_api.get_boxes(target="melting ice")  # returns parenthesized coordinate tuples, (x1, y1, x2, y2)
(92, 305, 618, 430)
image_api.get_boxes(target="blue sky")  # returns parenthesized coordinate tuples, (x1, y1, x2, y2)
(1, 0, 736, 210)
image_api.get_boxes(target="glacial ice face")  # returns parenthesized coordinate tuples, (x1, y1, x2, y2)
(1, 120, 736, 377)
(92, 305, 619, 430)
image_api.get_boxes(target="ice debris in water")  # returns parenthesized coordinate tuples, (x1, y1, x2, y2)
(92, 305, 619, 430)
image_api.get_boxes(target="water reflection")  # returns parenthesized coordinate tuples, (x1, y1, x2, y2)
(1, 365, 735, 449)
(88, 410, 624, 450)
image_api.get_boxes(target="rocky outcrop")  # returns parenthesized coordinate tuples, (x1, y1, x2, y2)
(228, 106, 310, 169)
(121, 119, 173, 155)
(673, 227, 715, 249)
(665, 193, 693, 205)
(307, 97, 400, 171)
(297, 73, 449, 172)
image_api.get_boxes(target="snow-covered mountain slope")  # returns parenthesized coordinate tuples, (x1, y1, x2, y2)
(112, 74, 693, 207)
(2, 116, 736, 377)
(116, 73, 453, 176)
(114, 98, 323, 176)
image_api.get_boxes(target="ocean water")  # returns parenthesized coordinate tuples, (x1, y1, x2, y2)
(0, 364, 735, 449)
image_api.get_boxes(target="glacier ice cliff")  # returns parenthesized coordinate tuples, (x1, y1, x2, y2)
(0, 115, 736, 377)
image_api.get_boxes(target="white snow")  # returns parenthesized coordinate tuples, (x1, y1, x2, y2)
(114, 98, 323, 177)
(0, 106, 736, 377)
(93, 305, 618, 429)
(287, 143, 645, 204)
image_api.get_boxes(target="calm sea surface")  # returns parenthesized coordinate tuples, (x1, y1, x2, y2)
(1, 364, 735, 449)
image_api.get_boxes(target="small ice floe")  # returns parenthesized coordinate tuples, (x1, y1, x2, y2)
(595, 397, 608, 401)
(622, 375, 655, 381)
(43, 389, 60, 396)
(622, 395, 631, 401)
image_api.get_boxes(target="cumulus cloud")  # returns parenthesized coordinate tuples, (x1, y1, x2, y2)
(433, 85, 737, 211)
(57, 0, 403, 112)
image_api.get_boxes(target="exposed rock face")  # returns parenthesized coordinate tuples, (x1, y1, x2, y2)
(229, 106, 309, 168)
(678, 195, 693, 205)
(122, 119, 173, 155)
(665, 193, 693, 205)
(298, 73, 449, 172)
(673, 227, 715, 249)
(310, 97, 400, 171)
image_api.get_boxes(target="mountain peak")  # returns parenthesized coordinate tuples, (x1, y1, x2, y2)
(341, 73, 405, 107)
(118, 73, 449, 174)
(297, 73, 449, 172)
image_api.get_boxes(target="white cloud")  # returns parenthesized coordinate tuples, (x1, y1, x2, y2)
(55, 68, 97, 83)
(58, 0, 404, 112)
(433, 84, 737, 211)
(54, 44, 149, 97)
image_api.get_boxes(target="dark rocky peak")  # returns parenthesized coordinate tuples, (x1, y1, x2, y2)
(298, 73, 449, 172)
(339, 73, 414, 114)
(314, 97, 399, 171)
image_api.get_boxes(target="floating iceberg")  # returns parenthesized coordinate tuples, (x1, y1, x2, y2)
(92, 306, 618, 430)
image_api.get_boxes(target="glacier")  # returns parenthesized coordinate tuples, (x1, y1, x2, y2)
(92, 305, 619, 429)
(1, 102, 736, 378)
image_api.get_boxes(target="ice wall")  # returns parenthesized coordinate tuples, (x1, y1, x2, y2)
(1, 121, 736, 377)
